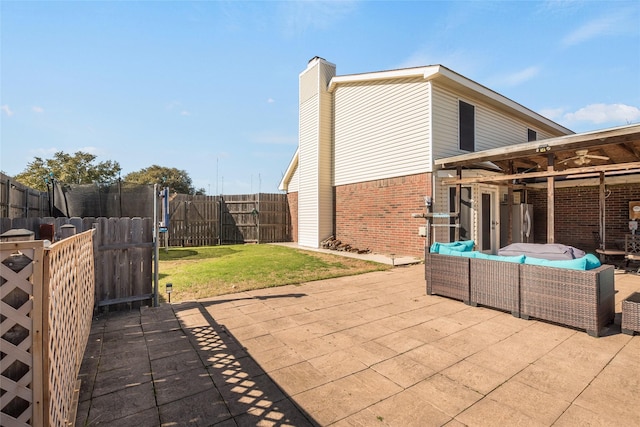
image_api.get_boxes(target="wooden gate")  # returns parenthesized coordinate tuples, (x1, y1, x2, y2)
(93, 217, 153, 308)
(168, 193, 289, 246)
(221, 196, 259, 244)
(168, 194, 219, 247)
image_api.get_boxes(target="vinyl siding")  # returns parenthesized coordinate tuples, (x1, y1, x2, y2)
(318, 89, 334, 241)
(431, 84, 566, 160)
(333, 77, 431, 186)
(297, 59, 336, 248)
(300, 63, 319, 104)
(298, 95, 319, 247)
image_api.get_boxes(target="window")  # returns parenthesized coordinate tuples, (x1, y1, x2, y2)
(528, 128, 537, 142)
(459, 100, 475, 151)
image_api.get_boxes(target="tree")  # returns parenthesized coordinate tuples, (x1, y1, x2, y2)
(124, 165, 195, 194)
(15, 151, 121, 191)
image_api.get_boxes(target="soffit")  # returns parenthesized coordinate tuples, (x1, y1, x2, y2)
(436, 123, 640, 183)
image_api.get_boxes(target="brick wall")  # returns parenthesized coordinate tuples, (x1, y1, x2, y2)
(528, 182, 640, 251)
(286, 191, 298, 242)
(334, 173, 432, 258)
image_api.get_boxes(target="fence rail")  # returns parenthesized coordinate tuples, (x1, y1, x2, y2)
(1, 230, 95, 426)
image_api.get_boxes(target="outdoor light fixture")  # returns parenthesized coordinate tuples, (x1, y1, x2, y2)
(166, 282, 173, 303)
(535, 144, 550, 153)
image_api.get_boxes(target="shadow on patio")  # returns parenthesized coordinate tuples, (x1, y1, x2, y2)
(77, 265, 640, 426)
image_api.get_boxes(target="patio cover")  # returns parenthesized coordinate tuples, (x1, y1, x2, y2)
(435, 123, 640, 247)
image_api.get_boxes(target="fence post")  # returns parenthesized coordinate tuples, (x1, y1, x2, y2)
(41, 248, 52, 427)
(153, 185, 159, 307)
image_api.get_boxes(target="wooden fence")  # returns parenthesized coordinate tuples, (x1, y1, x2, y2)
(92, 217, 153, 308)
(168, 193, 290, 246)
(0, 172, 49, 219)
(1, 230, 95, 426)
(1, 217, 154, 309)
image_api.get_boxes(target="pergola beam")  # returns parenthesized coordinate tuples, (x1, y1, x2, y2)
(442, 161, 640, 185)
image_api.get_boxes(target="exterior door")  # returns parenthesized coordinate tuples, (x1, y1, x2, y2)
(478, 185, 500, 253)
(449, 186, 472, 241)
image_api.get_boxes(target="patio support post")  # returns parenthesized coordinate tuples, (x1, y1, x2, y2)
(455, 166, 462, 241)
(507, 161, 514, 244)
(599, 172, 606, 249)
(547, 153, 555, 243)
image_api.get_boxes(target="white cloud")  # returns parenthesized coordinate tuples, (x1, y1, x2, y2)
(538, 107, 565, 121)
(395, 51, 434, 69)
(165, 100, 182, 110)
(180, 110, 191, 116)
(279, 1, 358, 36)
(267, 98, 275, 104)
(563, 103, 640, 125)
(561, 11, 629, 48)
(32, 106, 44, 113)
(2, 105, 14, 116)
(501, 66, 541, 87)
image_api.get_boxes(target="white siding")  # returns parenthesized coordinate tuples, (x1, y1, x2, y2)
(318, 89, 334, 242)
(431, 84, 566, 160)
(297, 59, 336, 248)
(333, 77, 431, 186)
(298, 95, 319, 247)
(532, 128, 557, 141)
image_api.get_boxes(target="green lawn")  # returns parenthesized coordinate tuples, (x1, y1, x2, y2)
(158, 244, 391, 302)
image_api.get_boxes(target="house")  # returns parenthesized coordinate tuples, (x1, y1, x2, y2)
(279, 57, 638, 258)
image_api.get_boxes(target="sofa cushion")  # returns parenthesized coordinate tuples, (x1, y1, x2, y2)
(438, 246, 477, 257)
(584, 253, 602, 270)
(473, 252, 525, 263)
(524, 256, 588, 270)
(430, 240, 475, 253)
(498, 243, 586, 260)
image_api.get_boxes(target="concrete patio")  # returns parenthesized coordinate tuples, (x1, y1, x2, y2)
(76, 265, 640, 426)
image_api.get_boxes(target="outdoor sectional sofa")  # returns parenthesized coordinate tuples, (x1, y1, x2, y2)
(425, 244, 615, 337)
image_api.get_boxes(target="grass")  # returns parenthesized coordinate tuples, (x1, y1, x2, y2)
(158, 244, 392, 302)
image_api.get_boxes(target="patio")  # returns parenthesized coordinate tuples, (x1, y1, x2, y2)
(76, 265, 640, 426)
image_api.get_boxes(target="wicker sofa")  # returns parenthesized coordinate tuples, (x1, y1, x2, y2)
(425, 252, 615, 337)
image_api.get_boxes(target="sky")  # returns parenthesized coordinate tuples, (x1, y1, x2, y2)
(2, 1, 639, 195)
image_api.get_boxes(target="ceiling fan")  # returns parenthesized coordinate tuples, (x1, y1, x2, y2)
(561, 149, 610, 166)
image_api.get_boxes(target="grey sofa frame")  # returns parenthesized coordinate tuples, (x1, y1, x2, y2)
(425, 253, 615, 337)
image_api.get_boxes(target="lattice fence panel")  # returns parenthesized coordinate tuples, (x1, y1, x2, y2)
(44, 230, 95, 427)
(1, 242, 44, 427)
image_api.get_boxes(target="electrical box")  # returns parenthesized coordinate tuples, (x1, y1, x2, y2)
(418, 226, 427, 237)
(630, 201, 640, 220)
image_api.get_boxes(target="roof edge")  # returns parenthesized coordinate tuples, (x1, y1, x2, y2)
(326, 63, 572, 135)
(328, 65, 440, 92)
(433, 66, 574, 135)
(278, 147, 299, 192)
